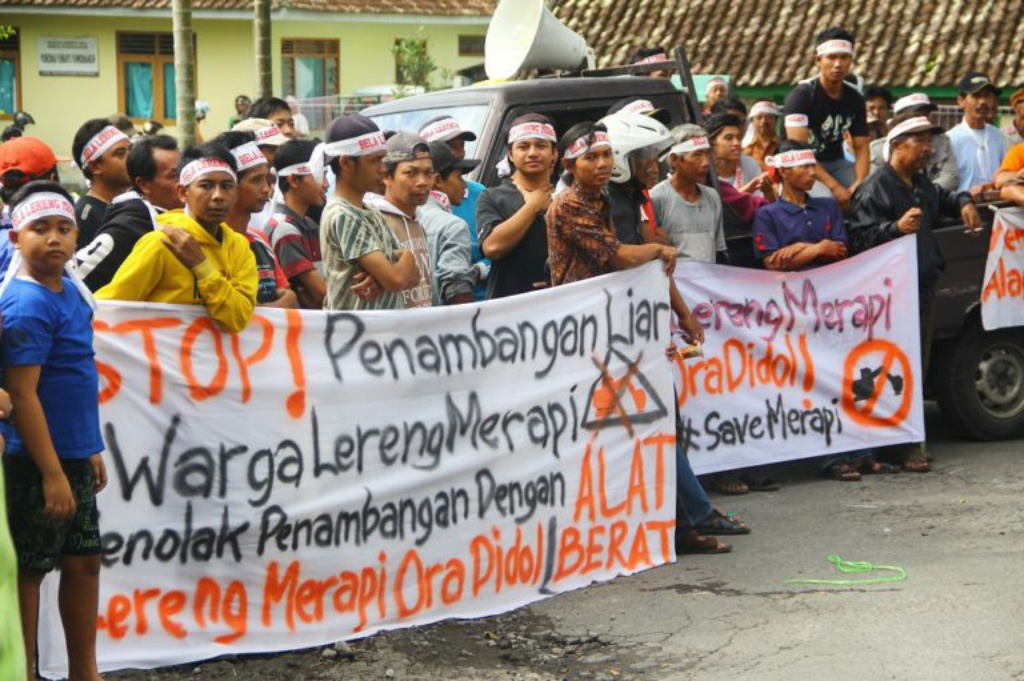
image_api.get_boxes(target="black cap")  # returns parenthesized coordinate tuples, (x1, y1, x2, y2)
(606, 98, 672, 127)
(383, 131, 430, 166)
(959, 71, 1002, 97)
(326, 113, 381, 144)
(428, 141, 480, 176)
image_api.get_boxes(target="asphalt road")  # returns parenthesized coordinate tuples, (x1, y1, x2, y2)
(110, 405, 1024, 681)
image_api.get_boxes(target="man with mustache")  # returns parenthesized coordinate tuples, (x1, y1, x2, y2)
(946, 72, 1008, 199)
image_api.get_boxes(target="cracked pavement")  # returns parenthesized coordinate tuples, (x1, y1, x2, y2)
(110, 406, 1024, 681)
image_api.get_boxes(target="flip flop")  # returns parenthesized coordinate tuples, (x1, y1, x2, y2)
(693, 509, 751, 536)
(742, 476, 781, 491)
(676, 530, 732, 555)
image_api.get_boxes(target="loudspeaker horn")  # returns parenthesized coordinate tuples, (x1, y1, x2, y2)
(485, 0, 593, 81)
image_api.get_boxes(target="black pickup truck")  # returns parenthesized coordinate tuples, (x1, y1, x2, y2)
(363, 67, 1024, 442)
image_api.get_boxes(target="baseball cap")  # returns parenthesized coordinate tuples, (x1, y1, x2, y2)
(958, 71, 1002, 97)
(326, 113, 380, 144)
(384, 131, 430, 166)
(427, 141, 480, 176)
(0, 136, 58, 178)
(606, 98, 672, 127)
(232, 117, 290, 146)
(893, 93, 938, 115)
(419, 115, 477, 143)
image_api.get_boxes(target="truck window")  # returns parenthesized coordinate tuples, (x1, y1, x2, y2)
(368, 104, 490, 158)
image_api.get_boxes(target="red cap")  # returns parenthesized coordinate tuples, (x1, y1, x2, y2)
(0, 137, 58, 178)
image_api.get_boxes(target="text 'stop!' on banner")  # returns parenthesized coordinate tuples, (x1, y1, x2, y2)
(39, 262, 678, 677)
(671, 235, 925, 475)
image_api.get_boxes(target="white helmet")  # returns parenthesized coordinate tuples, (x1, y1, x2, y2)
(599, 112, 673, 184)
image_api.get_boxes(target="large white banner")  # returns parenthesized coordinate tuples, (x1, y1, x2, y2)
(981, 207, 1024, 330)
(41, 264, 677, 677)
(672, 236, 925, 474)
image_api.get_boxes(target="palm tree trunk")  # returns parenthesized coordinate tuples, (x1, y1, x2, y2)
(254, 0, 272, 98)
(172, 0, 196, 147)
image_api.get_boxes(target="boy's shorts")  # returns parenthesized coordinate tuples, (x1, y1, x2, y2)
(4, 456, 101, 573)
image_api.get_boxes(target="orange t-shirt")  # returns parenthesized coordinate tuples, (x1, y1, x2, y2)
(999, 143, 1024, 173)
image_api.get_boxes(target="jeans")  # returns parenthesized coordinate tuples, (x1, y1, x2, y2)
(676, 443, 715, 528)
(809, 157, 857, 197)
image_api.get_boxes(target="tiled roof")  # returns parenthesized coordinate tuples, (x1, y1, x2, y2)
(0, 0, 495, 14)
(550, 0, 1024, 88)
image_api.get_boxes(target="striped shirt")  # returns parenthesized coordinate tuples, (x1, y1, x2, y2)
(320, 196, 404, 311)
(267, 203, 324, 281)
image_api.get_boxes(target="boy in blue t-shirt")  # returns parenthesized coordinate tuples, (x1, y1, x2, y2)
(1, 180, 106, 681)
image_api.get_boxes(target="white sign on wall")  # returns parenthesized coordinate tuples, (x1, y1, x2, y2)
(38, 35, 99, 76)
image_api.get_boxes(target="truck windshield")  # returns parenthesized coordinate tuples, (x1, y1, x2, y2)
(368, 104, 490, 158)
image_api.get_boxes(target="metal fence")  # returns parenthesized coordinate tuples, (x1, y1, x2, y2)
(934, 104, 1013, 132)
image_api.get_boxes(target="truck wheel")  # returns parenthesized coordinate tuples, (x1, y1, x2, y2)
(935, 324, 1024, 440)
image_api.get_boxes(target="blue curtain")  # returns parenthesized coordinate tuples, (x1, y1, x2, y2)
(0, 60, 14, 115)
(295, 57, 324, 98)
(163, 63, 176, 119)
(125, 62, 153, 119)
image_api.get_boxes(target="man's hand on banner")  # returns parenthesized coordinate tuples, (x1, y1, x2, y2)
(962, 203, 984, 236)
(656, 245, 677, 275)
(897, 207, 923, 234)
(680, 312, 705, 344)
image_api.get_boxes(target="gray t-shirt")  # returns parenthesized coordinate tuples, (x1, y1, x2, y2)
(650, 180, 725, 263)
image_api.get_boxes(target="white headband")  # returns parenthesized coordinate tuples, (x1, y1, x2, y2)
(785, 114, 809, 128)
(766, 149, 816, 168)
(179, 158, 237, 186)
(277, 163, 312, 177)
(80, 126, 129, 167)
(254, 124, 285, 145)
(230, 142, 267, 173)
(634, 53, 668, 66)
(420, 118, 462, 142)
(883, 116, 935, 161)
(750, 101, 779, 117)
(670, 137, 710, 155)
(2, 191, 96, 311)
(894, 93, 931, 114)
(565, 131, 611, 160)
(308, 130, 387, 184)
(429, 190, 452, 212)
(11, 192, 75, 232)
(620, 100, 656, 116)
(508, 122, 557, 145)
(816, 39, 854, 57)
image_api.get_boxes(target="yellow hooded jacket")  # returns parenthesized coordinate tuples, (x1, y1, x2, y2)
(96, 211, 258, 333)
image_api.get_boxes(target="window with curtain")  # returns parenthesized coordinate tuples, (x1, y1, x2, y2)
(282, 39, 339, 99)
(117, 32, 192, 123)
(0, 30, 20, 117)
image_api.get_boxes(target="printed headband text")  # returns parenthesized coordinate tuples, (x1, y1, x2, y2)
(81, 126, 129, 166)
(670, 137, 710, 155)
(179, 158, 237, 186)
(230, 142, 267, 172)
(565, 131, 612, 160)
(508, 122, 557, 145)
(767, 149, 816, 168)
(816, 39, 854, 57)
(11, 192, 76, 232)
(420, 118, 462, 142)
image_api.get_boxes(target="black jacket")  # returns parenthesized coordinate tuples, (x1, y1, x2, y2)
(847, 163, 970, 306)
(77, 195, 158, 292)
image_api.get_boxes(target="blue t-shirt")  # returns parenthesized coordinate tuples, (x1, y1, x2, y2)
(1, 277, 103, 459)
(752, 196, 847, 265)
(452, 179, 489, 301)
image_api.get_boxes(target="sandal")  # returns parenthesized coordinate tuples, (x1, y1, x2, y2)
(863, 461, 901, 475)
(693, 509, 751, 535)
(676, 529, 732, 555)
(824, 463, 861, 482)
(742, 475, 780, 491)
(901, 459, 931, 473)
(707, 475, 749, 495)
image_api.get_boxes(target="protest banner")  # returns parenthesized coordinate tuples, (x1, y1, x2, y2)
(671, 236, 925, 474)
(981, 207, 1024, 330)
(39, 264, 677, 678)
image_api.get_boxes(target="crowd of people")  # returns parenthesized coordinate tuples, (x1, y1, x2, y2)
(1, 25, 1022, 681)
